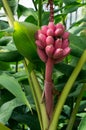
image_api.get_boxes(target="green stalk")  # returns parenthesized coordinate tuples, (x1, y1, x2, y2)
(32, 0, 37, 11)
(24, 59, 43, 129)
(66, 83, 86, 130)
(38, 0, 42, 27)
(24, 59, 49, 130)
(2, 0, 15, 27)
(15, 61, 18, 72)
(30, 71, 49, 130)
(49, 50, 86, 130)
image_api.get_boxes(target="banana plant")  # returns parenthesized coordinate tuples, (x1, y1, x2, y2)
(1, 0, 86, 130)
(13, 20, 86, 130)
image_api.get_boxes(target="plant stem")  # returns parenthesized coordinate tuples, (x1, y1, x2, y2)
(66, 83, 86, 130)
(24, 59, 49, 130)
(32, 0, 37, 11)
(23, 59, 43, 129)
(38, 0, 42, 27)
(45, 58, 54, 119)
(45, 58, 54, 82)
(15, 61, 18, 72)
(49, 0, 54, 22)
(2, 0, 15, 27)
(49, 50, 86, 130)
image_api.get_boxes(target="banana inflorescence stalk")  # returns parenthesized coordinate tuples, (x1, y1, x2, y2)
(35, 0, 71, 119)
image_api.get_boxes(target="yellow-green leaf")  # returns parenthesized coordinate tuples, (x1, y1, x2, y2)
(0, 123, 11, 130)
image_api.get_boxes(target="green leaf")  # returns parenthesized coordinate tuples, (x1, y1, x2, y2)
(0, 98, 24, 124)
(78, 116, 86, 130)
(13, 70, 27, 81)
(0, 36, 12, 46)
(0, 27, 13, 38)
(0, 50, 23, 62)
(12, 110, 41, 130)
(0, 20, 9, 30)
(17, 4, 38, 20)
(64, 2, 85, 14)
(0, 123, 11, 130)
(13, 21, 39, 63)
(69, 33, 86, 57)
(0, 37, 23, 63)
(25, 15, 37, 25)
(42, 12, 50, 25)
(77, 112, 86, 118)
(69, 17, 86, 31)
(0, 73, 31, 110)
(78, 101, 86, 113)
(69, 23, 86, 35)
(55, 62, 86, 83)
(63, 0, 81, 5)
(7, 0, 18, 14)
(0, 61, 9, 70)
(54, 14, 66, 24)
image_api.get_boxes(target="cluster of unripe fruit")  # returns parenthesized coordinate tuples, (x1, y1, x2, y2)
(35, 22, 71, 64)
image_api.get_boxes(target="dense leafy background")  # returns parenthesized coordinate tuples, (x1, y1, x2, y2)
(0, 0, 86, 130)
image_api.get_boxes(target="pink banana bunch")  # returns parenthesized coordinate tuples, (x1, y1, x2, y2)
(35, 22, 71, 64)
(35, 22, 71, 119)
